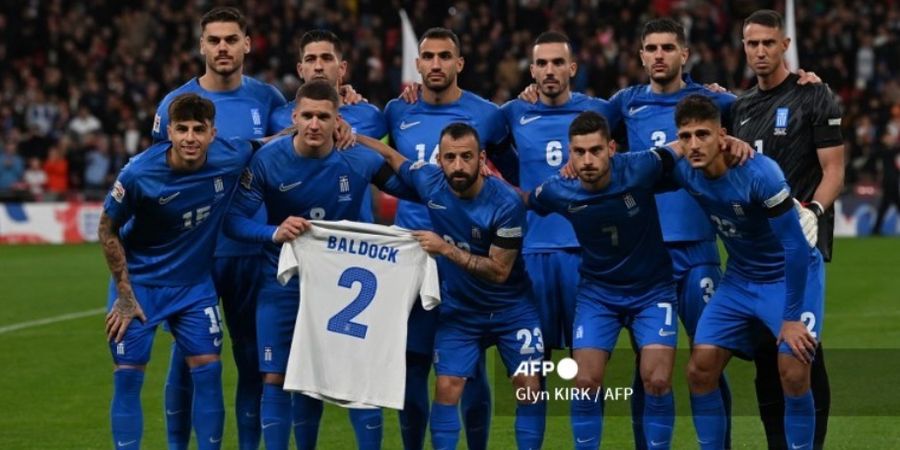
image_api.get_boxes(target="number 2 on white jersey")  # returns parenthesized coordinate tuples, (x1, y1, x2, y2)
(327, 267, 377, 339)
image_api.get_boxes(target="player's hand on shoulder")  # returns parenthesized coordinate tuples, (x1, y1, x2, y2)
(703, 82, 729, 94)
(339, 84, 366, 105)
(106, 288, 146, 343)
(559, 159, 577, 179)
(334, 117, 357, 150)
(400, 82, 421, 103)
(518, 83, 539, 104)
(274, 216, 312, 243)
(795, 69, 822, 85)
(721, 135, 755, 166)
(778, 320, 817, 364)
(793, 199, 819, 247)
(411, 230, 449, 256)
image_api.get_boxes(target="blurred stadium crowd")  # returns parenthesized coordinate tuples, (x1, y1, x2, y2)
(0, 0, 898, 202)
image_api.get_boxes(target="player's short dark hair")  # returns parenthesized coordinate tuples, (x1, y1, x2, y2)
(168, 93, 216, 124)
(744, 9, 784, 31)
(299, 30, 343, 58)
(674, 94, 721, 127)
(200, 6, 248, 34)
(568, 111, 610, 141)
(641, 18, 687, 46)
(295, 80, 339, 108)
(420, 28, 461, 52)
(440, 123, 482, 149)
(534, 31, 570, 46)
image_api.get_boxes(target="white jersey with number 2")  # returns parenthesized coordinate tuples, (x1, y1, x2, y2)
(278, 220, 441, 409)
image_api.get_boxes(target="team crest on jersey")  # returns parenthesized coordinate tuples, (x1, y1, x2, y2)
(339, 175, 350, 193)
(116, 342, 125, 355)
(111, 180, 125, 203)
(152, 114, 161, 134)
(575, 325, 584, 340)
(240, 168, 253, 190)
(732, 203, 745, 217)
(774, 107, 789, 136)
(471, 227, 482, 240)
(214, 177, 224, 193)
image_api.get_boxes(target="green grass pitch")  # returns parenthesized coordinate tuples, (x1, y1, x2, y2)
(1, 239, 899, 449)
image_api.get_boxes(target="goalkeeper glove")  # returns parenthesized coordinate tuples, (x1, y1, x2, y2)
(793, 199, 823, 247)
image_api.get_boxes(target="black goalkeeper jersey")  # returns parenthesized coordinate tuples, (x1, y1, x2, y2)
(731, 73, 843, 260)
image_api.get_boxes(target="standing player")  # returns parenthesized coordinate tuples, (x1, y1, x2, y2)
(500, 32, 614, 366)
(101, 94, 252, 450)
(672, 95, 823, 450)
(606, 19, 736, 449)
(527, 112, 679, 450)
(360, 124, 546, 450)
(269, 29, 386, 223)
(151, 7, 286, 450)
(384, 27, 509, 450)
(224, 81, 413, 450)
(732, 10, 844, 449)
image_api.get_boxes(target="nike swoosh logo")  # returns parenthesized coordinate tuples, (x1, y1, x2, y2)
(576, 437, 596, 443)
(740, 118, 752, 126)
(399, 120, 421, 130)
(650, 439, 669, 446)
(279, 181, 303, 192)
(261, 422, 279, 429)
(158, 192, 181, 204)
(427, 200, 447, 210)
(629, 105, 649, 115)
(165, 409, 182, 415)
(213, 337, 222, 347)
(658, 328, 676, 337)
(365, 423, 383, 430)
(791, 444, 810, 449)
(245, 412, 258, 418)
(567, 204, 588, 213)
(209, 436, 222, 443)
(117, 441, 137, 447)
(519, 115, 541, 125)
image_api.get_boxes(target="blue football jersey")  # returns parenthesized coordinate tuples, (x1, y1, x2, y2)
(384, 91, 508, 230)
(670, 155, 797, 282)
(153, 76, 287, 258)
(500, 93, 615, 252)
(529, 151, 673, 295)
(398, 162, 530, 312)
(609, 76, 735, 242)
(225, 135, 409, 272)
(104, 138, 253, 286)
(270, 100, 388, 139)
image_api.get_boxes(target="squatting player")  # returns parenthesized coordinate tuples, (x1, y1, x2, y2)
(224, 81, 413, 450)
(101, 94, 253, 450)
(152, 7, 285, 449)
(384, 27, 510, 450)
(672, 95, 824, 450)
(733, 10, 844, 449)
(359, 124, 546, 450)
(527, 111, 679, 450)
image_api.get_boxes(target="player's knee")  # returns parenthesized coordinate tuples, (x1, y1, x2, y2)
(185, 353, 220, 368)
(643, 373, 672, 396)
(686, 358, 718, 392)
(573, 370, 602, 391)
(434, 375, 466, 405)
(778, 359, 811, 395)
(263, 372, 285, 386)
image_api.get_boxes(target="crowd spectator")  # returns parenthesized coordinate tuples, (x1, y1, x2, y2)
(0, 143, 24, 195)
(23, 157, 47, 199)
(0, 0, 897, 201)
(43, 145, 68, 199)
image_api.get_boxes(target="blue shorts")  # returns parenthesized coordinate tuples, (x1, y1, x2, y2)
(256, 272, 299, 374)
(572, 281, 678, 353)
(434, 302, 544, 378)
(107, 279, 222, 365)
(667, 241, 722, 338)
(693, 251, 825, 359)
(406, 300, 440, 356)
(524, 249, 581, 349)
(213, 255, 262, 346)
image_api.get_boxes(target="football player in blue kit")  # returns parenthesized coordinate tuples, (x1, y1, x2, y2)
(151, 8, 286, 449)
(525, 111, 679, 450)
(384, 27, 511, 450)
(357, 123, 545, 450)
(269, 29, 387, 223)
(100, 94, 253, 450)
(224, 81, 414, 450)
(669, 95, 823, 450)
(500, 31, 615, 361)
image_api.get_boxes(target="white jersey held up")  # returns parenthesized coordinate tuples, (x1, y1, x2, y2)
(278, 220, 441, 409)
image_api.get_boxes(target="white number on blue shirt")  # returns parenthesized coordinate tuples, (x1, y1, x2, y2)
(327, 267, 377, 339)
(516, 327, 545, 355)
(442, 234, 471, 252)
(651, 131, 666, 147)
(801, 311, 818, 338)
(699, 277, 716, 303)
(310, 207, 326, 219)
(415, 143, 439, 164)
(754, 139, 764, 154)
(203, 305, 222, 334)
(545, 141, 563, 167)
(710, 215, 739, 237)
(182, 205, 212, 228)
(657, 302, 673, 326)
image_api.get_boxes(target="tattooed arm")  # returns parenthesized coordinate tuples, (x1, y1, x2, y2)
(98, 211, 146, 343)
(411, 230, 518, 284)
